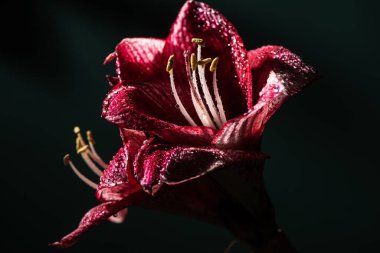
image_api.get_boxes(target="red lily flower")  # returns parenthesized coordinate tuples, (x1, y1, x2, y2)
(52, 0, 317, 251)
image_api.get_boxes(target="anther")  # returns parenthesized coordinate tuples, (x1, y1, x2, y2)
(86, 130, 95, 145)
(198, 58, 212, 66)
(190, 53, 197, 71)
(191, 38, 205, 47)
(63, 154, 70, 166)
(166, 55, 175, 74)
(210, 57, 219, 72)
(74, 126, 81, 134)
(77, 145, 89, 154)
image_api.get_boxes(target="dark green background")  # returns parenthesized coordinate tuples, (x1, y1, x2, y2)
(1, 0, 379, 252)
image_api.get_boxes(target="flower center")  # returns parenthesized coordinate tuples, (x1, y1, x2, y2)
(63, 127, 108, 189)
(166, 38, 226, 129)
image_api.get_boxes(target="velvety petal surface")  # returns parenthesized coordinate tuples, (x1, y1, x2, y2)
(104, 38, 165, 83)
(103, 83, 218, 143)
(50, 200, 136, 248)
(248, 45, 317, 105)
(102, 82, 186, 129)
(152, 126, 217, 146)
(162, 0, 252, 120)
(213, 46, 317, 149)
(133, 138, 266, 195)
(97, 130, 147, 201)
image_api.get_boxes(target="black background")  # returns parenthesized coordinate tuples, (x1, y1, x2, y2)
(1, 0, 379, 252)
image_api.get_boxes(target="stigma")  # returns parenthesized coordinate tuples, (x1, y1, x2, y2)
(166, 38, 226, 129)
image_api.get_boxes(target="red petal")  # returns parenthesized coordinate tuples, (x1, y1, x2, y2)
(52, 141, 147, 248)
(213, 46, 317, 149)
(162, 0, 252, 119)
(248, 45, 318, 104)
(109, 38, 165, 83)
(152, 126, 217, 146)
(102, 83, 186, 129)
(119, 128, 147, 146)
(103, 84, 218, 143)
(97, 130, 149, 200)
(50, 199, 138, 248)
(133, 138, 265, 195)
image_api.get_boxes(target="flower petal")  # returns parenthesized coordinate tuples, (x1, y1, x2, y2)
(139, 161, 280, 250)
(97, 131, 147, 200)
(50, 199, 139, 248)
(162, 0, 252, 119)
(103, 83, 218, 143)
(102, 82, 186, 129)
(248, 45, 317, 104)
(106, 38, 165, 83)
(213, 46, 317, 149)
(133, 138, 266, 195)
(152, 126, 217, 146)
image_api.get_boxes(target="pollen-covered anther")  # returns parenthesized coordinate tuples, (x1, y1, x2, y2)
(197, 58, 212, 66)
(210, 57, 219, 72)
(73, 126, 81, 134)
(73, 126, 104, 177)
(190, 53, 197, 71)
(76, 144, 89, 154)
(191, 38, 205, 47)
(166, 55, 175, 74)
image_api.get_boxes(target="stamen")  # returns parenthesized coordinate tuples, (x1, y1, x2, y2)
(166, 55, 174, 74)
(86, 131, 108, 169)
(74, 127, 104, 177)
(74, 126, 86, 147)
(211, 58, 227, 124)
(80, 152, 103, 177)
(197, 58, 212, 66)
(196, 45, 223, 128)
(76, 144, 89, 154)
(63, 154, 98, 190)
(86, 130, 95, 144)
(190, 53, 197, 71)
(209, 57, 219, 72)
(191, 38, 205, 47)
(186, 52, 217, 129)
(167, 55, 197, 126)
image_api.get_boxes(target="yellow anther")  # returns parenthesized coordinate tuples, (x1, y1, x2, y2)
(209, 57, 219, 72)
(86, 130, 95, 145)
(191, 38, 205, 47)
(74, 126, 81, 134)
(63, 154, 70, 166)
(198, 58, 212, 66)
(190, 53, 197, 71)
(77, 145, 89, 154)
(166, 55, 175, 74)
